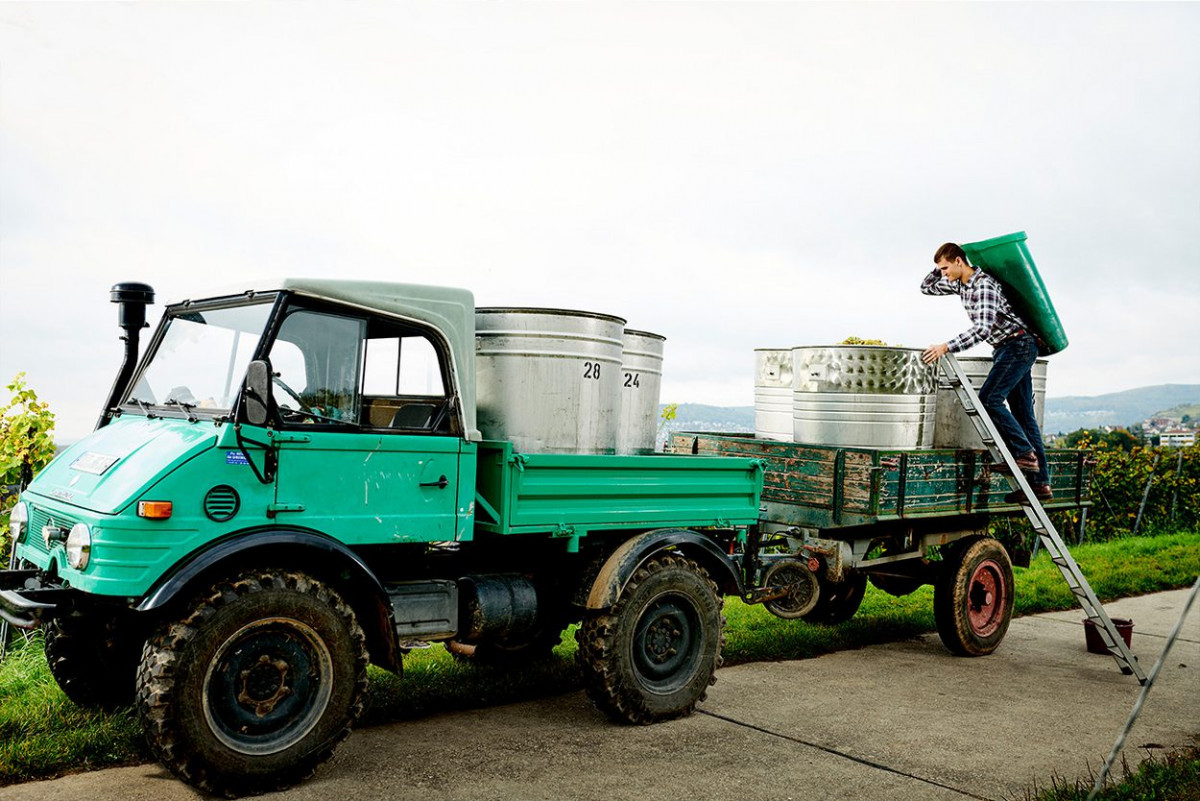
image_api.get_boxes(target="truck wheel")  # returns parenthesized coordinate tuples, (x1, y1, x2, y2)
(576, 554, 724, 725)
(934, 537, 1014, 656)
(801, 572, 867, 625)
(44, 614, 141, 710)
(136, 570, 369, 797)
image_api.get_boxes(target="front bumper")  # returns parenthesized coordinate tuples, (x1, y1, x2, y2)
(0, 570, 78, 628)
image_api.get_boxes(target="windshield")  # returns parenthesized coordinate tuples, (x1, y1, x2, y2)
(126, 300, 275, 413)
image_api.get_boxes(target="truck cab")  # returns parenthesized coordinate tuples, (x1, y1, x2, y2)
(11, 280, 484, 600)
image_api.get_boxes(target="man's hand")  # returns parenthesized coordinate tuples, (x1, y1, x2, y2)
(922, 343, 949, 364)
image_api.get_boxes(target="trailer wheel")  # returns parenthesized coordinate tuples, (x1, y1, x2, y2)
(136, 570, 368, 797)
(801, 572, 867, 625)
(44, 614, 141, 710)
(934, 537, 1014, 656)
(576, 554, 724, 725)
(761, 558, 820, 619)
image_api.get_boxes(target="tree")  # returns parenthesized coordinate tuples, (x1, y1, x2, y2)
(1102, 429, 1140, 453)
(1063, 428, 1102, 449)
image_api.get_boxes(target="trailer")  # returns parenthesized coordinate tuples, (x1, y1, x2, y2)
(670, 431, 1094, 653)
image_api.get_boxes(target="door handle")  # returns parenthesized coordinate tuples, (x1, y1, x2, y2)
(420, 475, 449, 489)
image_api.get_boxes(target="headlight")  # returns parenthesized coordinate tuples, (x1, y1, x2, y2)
(66, 523, 91, 570)
(8, 502, 28, 544)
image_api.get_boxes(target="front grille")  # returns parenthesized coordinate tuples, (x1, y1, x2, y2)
(25, 506, 79, 557)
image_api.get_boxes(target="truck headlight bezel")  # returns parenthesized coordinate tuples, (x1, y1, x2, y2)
(66, 523, 92, 570)
(8, 501, 28, 544)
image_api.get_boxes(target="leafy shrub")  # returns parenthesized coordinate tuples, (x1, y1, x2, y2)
(1, 375, 57, 567)
(993, 434, 1200, 549)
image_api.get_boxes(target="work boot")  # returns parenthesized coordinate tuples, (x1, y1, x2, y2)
(992, 452, 1039, 475)
(1004, 485, 1052, 505)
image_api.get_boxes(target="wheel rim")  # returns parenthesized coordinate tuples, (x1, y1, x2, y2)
(631, 592, 702, 694)
(203, 617, 333, 756)
(763, 560, 819, 618)
(966, 559, 1006, 637)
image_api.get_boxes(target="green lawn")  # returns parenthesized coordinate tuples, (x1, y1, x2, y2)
(1025, 741, 1200, 801)
(1, 531, 1197, 787)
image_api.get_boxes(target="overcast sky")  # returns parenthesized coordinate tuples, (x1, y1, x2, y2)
(2, 2, 1198, 442)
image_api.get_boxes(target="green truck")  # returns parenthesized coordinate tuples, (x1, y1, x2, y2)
(1, 279, 1093, 796)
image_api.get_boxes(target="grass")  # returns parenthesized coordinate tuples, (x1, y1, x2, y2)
(1023, 741, 1200, 801)
(1, 531, 1198, 787)
(0, 638, 143, 782)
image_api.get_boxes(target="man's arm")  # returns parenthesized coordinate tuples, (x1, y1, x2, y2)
(920, 268, 958, 296)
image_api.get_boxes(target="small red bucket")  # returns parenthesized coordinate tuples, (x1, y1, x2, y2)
(1083, 617, 1134, 654)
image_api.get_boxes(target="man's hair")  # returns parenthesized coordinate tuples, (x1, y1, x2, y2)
(934, 242, 967, 264)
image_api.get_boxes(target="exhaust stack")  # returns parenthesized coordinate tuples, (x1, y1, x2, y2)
(96, 282, 155, 430)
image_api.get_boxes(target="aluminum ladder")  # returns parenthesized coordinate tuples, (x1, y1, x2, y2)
(940, 354, 1146, 683)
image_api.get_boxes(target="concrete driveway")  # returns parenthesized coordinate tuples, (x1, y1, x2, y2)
(2, 588, 1197, 801)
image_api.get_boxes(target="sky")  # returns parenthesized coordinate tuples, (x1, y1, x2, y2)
(1, 2, 1198, 443)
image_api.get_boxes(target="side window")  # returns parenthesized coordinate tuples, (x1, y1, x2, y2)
(270, 310, 364, 425)
(361, 324, 451, 432)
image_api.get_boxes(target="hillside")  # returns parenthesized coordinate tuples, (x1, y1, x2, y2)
(660, 384, 1200, 437)
(1042, 384, 1200, 433)
(664, 403, 755, 434)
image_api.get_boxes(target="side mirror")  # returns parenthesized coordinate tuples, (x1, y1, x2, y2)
(241, 360, 273, 426)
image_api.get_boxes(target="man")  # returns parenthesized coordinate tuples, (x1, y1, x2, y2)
(920, 242, 1050, 502)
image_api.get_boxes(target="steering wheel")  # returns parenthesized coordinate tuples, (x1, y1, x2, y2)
(428, 397, 452, 431)
(271, 375, 314, 416)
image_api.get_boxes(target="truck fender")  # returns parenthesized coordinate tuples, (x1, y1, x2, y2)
(135, 528, 401, 672)
(584, 528, 743, 610)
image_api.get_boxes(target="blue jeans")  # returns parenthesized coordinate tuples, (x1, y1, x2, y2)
(978, 333, 1049, 486)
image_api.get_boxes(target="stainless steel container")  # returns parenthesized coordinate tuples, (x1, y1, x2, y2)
(475, 308, 626, 454)
(616, 330, 666, 455)
(933, 357, 1049, 449)
(754, 348, 795, 442)
(792, 346, 939, 448)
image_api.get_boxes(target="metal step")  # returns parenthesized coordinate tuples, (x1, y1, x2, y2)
(940, 355, 1146, 683)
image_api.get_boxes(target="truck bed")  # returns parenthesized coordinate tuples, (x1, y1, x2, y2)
(472, 441, 763, 538)
(669, 432, 1093, 531)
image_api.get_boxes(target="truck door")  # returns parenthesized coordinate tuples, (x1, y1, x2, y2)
(267, 304, 464, 543)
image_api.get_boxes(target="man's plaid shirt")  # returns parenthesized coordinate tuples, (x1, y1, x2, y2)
(921, 268, 1028, 353)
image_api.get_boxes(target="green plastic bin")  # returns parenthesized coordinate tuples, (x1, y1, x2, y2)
(962, 231, 1068, 355)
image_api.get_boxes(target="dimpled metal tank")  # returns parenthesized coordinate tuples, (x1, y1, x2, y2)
(754, 348, 795, 442)
(475, 308, 626, 454)
(791, 346, 939, 448)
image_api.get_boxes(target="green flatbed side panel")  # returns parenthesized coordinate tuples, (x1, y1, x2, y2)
(670, 432, 1093, 530)
(876, 448, 1093, 516)
(474, 441, 762, 535)
(667, 432, 843, 510)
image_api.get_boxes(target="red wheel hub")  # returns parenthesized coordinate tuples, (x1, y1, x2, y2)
(966, 559, 1006, 637)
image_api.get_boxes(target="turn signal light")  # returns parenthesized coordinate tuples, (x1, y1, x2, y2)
(138, 501, 174, 519)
